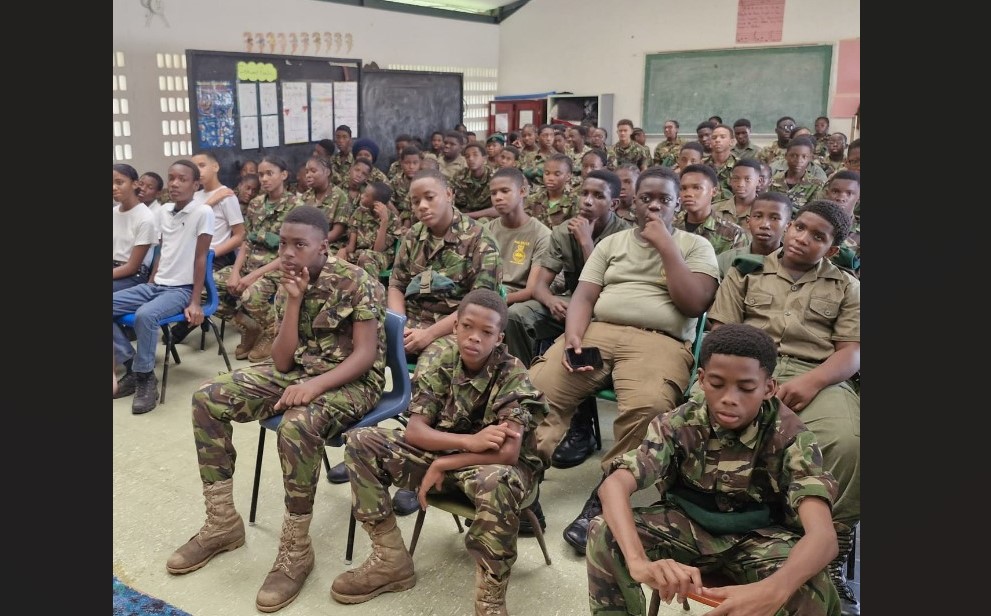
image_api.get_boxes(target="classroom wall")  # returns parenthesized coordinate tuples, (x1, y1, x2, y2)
(112, 0, 499, 178)
(498, 0, 860, 148)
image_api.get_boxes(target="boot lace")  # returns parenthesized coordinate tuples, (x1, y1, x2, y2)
(273, 516, 297, 575)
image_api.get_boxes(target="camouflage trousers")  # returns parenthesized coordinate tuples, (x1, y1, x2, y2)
(192, 362, 380, 515)
(404, 312, 456, 382)
(586, 505, 840, 615)
(213, 264, 281, 330)
(345, 426, 536, 580)
(504, 298, 567, 368)
(346, 249, 391, 282)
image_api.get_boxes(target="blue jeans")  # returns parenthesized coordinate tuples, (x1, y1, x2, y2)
(113, 283, 193, 373)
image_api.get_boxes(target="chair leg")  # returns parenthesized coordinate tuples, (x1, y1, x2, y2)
(524, 508, 552, 565)
(409, 507, 428, 556)
(452, 514, 464, 534)
(159, 326, 175, 404)
(321, 449, 332, 476)
(248, 426, 267, 525)
(199, 321, 208, 351)
(207, 319, 233, 372)
(218, 318, 226, 355)
(589, 398, 602, 451)
(344, 512, 357, 564)
(647, 588, 661, 616)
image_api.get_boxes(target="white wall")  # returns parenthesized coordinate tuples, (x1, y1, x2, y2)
(113, 0, 499, 176)
(498, 0, 860, 147)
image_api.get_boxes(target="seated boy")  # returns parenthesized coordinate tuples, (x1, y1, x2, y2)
(707, 199, 860, 615)
(525, 153, 579, 228)
(338, 180, 400, 280)
(451, 142, 497, 221)
(389, 145, 422, 232)
(586, 323, 840, 615)
(716, 191, 793, 278)
(113, 159, 214, 414)
(166, 205, 387, 613)
(674, 164, 748, 256)
(613, 164, 639, 224)
(485, 167, 552, 306)
(330, 289, 547, 615)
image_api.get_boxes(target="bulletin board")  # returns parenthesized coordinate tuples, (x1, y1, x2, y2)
(641, 45, 832, 135)
(186, 49, 361, 187)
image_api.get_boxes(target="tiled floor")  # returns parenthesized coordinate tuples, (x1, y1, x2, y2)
(113, 328, 858, 615)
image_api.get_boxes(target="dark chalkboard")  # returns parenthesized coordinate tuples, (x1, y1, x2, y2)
(359, 70, 463, 171)
(186, 49, 361, 188)
(642, 45, 832, 135)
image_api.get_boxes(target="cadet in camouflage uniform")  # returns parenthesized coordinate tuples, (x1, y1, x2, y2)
(566, 126, 592, 175)
(708, 200, 860, 615)
(352, 137, 390, 186)
(389, 145, 422, 232)
(339, 180, 401, 281)
(767, 137, 828, 214)
(703, 125, 739, 201)
(817, 170, 861, 278)
(385, 169, 503, 518)
(607, 119, 650, 170)
(757, 116, 796, 167)
(587, 323, 841, 616)
(674, 164, 749, 256)
(712, 158, 764, 231)
(386, 133, 412, 181)
(525, 154, 579, 228)
(451, 142, 497, 221)
(299, 155, 353, 250)
(389, 169, 503, 373)
(331, 125, 355, 189)
(167, 205, 386, 613)
(652, 120, 684, 167)
(331, 289, 547, 614)
(215, 156, 302, 362)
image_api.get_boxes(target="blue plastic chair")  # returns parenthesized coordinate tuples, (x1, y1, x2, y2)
(246, 310, 413, 561)
(115, 249, 232, 404)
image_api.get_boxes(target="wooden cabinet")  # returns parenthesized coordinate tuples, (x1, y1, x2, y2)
(487, 98, 546, 135)
(546, 93, 614, 131)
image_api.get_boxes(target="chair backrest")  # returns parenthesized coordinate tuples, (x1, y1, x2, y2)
(685, 311, 707, 395)
(323, 309, 411, 442)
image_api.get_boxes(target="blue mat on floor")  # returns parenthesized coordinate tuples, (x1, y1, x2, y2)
(113, 576, 192, 616)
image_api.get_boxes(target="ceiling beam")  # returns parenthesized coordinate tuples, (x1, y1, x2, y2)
(315, 0, 530, 25)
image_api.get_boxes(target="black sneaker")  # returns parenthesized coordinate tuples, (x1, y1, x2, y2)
(131, 371, 159, 415)
(562, 490, 602, 555)
(518, 496, 546, 535)
(391, 488, 420, 516)
(113, 373, 136, 399)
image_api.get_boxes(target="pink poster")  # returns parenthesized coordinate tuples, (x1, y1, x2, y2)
(736, 0, 785, 44)
(831, 38, 860, 116)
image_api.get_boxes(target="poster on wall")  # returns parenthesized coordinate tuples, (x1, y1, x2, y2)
(281, 81, 309, 144)
(332, 81, 358, 138)
(310, 82, 335, 141)
(259, 83, 278, 116)
(261, 115, 280, 148)
(240, 116, 260, 149)
(196, 80, 237, 148)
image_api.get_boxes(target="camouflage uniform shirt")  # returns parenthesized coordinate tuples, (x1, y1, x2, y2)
(350, 203, 400, 260)
(409, 337, 548, 474)
(703, 153, 739, 201)
(653, 138, 685, 167)
(450, 166, 495, 214)
(242, 192, 302, 273)
(731, 144, 760, 160)
(767, 167, 828, 214)
(273, 255, 387, 385)
(757, 141, 787, 167)
(608, 396, 837, 540)
(673, 210, 749, 256)
(608, 142, 651, 170)
(300, 185, 353, 232)
(536, 212, 631, 294)
(389, 174, 414, 228)
(525, 186, 579, 228)
(331, 152, 355, 189)
(389, 209, 503, 327)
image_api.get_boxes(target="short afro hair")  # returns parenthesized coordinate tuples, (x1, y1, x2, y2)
(458, 288, 508, 331)
(796, 200, 852, 246)
(701, 323, 777, 376)
(283, 204, 330, 237)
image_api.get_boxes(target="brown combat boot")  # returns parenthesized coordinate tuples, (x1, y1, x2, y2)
(255, 511, 315, 613)
(248, 324, 276, 362)
(233, 312, 261, 360)
(330, 514, 416, 604)
(166, 479, 245, 574)
(474, 564, 510, 616)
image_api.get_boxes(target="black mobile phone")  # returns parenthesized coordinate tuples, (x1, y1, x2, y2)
(566, 346, 603, 369)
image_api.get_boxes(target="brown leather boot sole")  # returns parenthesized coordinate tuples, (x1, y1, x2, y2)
(330, 573, 417, 604)
(165, 535, 245, 575)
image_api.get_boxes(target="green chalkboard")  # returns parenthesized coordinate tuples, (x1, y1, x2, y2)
(642, 45, 832, 135)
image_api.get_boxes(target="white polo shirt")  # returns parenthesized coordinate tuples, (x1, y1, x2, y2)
(195, 187, 244, 250)
(155, 200, 214, 287)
